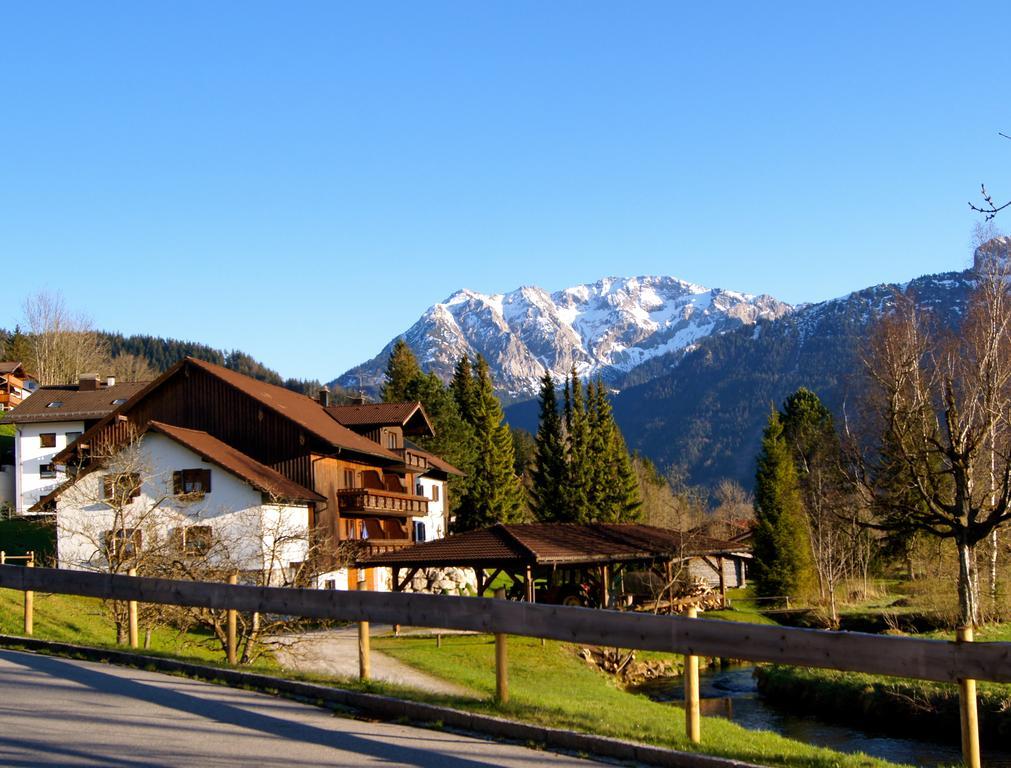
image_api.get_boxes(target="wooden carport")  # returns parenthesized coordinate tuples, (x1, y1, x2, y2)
(357, 522, 751, 607)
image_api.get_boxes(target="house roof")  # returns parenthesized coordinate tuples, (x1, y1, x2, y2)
(326, 401, 434, 436)
(4, 381, 148, 424)
(403, 441, 464, 477)
(358, 523, 750, 569)
(146, 422, 324, 503)
(0, 362, 31, 378)
(52, 358, 403, 466)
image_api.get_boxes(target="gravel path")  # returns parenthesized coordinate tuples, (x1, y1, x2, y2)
(270, 626, 476, 697)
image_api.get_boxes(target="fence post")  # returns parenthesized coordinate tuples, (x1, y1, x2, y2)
(0, 550, 5, 565)
(127, 567, 138, 648)
(226, 573, 238, 665)
(23, 558, 34, 637)
(957, 625, 981, 768)
(358, 572, 370, 680)
(684, 606, 701, 744)
(494, 586, 508, 704)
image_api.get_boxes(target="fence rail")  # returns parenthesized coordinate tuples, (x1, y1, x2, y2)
(1, 564, 1009, 684)
(0, 564, 1005, 766)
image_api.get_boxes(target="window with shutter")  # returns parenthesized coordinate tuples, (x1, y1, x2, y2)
(39, 433, 56, 448)
(174, 469, 211, 497)
(103, 473, 141, 504)
(102, 528, 142, 559)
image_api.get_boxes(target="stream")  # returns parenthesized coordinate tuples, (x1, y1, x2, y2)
(636, 666, 1011, 767)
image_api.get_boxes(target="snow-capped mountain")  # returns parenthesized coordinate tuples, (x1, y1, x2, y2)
(334, 276, 791, 399)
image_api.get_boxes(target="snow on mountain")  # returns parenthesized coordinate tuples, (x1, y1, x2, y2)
(334, 276, 792, 400)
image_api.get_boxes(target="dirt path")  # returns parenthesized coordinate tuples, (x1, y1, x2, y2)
(270, 626, 476, 698)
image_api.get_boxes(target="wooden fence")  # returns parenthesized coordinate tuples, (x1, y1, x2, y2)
(0, 564, 1006, 767)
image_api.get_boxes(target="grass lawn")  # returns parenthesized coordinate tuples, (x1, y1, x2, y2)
(0, 587, 275, 668)
(374, 632, 902, 767)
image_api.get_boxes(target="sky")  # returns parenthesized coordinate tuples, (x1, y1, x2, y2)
(2, 3, 1010, 382)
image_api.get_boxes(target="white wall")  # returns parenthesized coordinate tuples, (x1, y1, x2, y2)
(15, 421, 85, 515)
(414, 476, 446, 543)
(56, 433, 310, 581)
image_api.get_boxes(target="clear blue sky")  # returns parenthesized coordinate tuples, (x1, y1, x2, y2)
(2, 3, 1009, 381)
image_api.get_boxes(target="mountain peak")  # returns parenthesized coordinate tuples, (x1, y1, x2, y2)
(335, 274, 792, 400)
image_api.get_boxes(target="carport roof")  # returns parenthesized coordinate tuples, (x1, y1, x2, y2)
(357, 523, 750, 569)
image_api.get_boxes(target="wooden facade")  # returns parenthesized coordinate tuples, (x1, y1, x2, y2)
(55, 358, 437, 556)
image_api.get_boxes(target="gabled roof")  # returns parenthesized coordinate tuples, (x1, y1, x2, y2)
(326, 401, 434, 436)
(358, 523, 750, 568)
(0, 362, 31, 378)
(32, 420, 324, 511)
(146, 422, 324, 503)
(5, 382, 148, 424)
(53, 358, 402, 465)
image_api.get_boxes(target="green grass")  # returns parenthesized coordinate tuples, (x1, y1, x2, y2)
(374, 632, 902, 767)
(0, 517, 56, 562)
(0, 588, 274, 668)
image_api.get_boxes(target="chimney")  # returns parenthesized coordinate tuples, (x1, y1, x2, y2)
(78, 374, 99, 391)
(317, 386, 330, 408)
(105, 376, 116, 387)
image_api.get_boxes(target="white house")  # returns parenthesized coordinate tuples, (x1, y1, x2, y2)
(4, 375, 147, 515)
(46, 421, 323, 582)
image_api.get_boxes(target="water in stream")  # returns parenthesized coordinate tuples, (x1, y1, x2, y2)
(637, 666, 1011, 767)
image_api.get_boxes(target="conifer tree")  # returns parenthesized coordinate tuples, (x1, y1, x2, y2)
(450, 355, 478, 426)
(530, 372, 568, 521)
(454, 356, 525, 530)
(380, 339, 422, 403)
(752, 409, 815, 600)
(592, 380, 642, 522)
(562, 367, 591, 522)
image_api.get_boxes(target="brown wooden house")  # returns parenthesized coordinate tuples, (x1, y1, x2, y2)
(47, 358, 458, 586)
(0, 362, 36, 411)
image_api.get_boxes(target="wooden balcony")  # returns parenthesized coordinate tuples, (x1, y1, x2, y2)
(360, 538, 415, 556)
(391, 447, 429, 471)
(336, 488, 429, 517)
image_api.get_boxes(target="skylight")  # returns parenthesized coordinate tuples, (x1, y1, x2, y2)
(46, 401, 63, 408)
(111, 399, 127, 405)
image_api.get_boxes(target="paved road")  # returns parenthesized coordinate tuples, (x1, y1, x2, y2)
(0, 650, 601, 767)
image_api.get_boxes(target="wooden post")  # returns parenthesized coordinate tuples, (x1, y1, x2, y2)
(684, 606, 701, 744)
(358, 572, 371, 680)
(0, 550, 6, 565)
(127, 567, 138, 648)
(957, 626, 981, 768)
(436, 633, 442, 648)
(226, 573, 238, 665)
(717, 556, 727, 603)
(494, 587, 508, 704)
(525, 565, 534, 603)
(600, 564, 610, 608)
(23, 559, 33, 637)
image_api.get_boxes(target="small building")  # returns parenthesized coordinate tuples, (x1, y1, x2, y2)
(4, 375, 147, 515)
(358, 522, 751, 607)
(0, 362, 36, 411)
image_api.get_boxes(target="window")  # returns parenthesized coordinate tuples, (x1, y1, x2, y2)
(65, 431, 82, 444)
(431, 484, 440, 502)
(39, 463, 57, 479)
(39, 433, 56, 448)
(413, 521, 427, 543)
(324, 579, 336, 591)
(173, 469, 211, 496)
(46, 401, 63, 408)
(172, 525, 213, 555)
(342, 469, 356, 489)
(103, 473, 142, 504)
(103, 528, 142, 559)
(386, 431, 398, 449)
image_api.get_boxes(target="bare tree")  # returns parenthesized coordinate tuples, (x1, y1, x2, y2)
(22, 291, 109, 385)
(855, 245, 1011, 626)
(969, 132, 1011, 221)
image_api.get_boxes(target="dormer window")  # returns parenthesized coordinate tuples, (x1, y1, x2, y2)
(46, 401, 63, 408)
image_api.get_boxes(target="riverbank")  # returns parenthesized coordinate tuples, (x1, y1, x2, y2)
(756, 665, 1011, 748)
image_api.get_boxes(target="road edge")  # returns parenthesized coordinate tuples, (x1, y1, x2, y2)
(0, 634, 759, 768)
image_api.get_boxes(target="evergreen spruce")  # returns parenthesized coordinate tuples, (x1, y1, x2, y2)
(380, 339, 423, 403)
(530, 372, 568, 521)
(450, 355, 478, 426)
(562, 368, 591, 522)
(454, 356, 525, 530)
(593, 380, 642, 522)
(752, 409, 815, 600)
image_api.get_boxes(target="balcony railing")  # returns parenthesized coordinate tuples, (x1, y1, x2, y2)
(391, 448, 429, 471)
(359, 538, 415, 556)
(336, 488, 429, 517)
